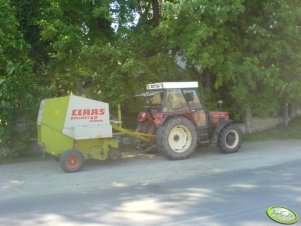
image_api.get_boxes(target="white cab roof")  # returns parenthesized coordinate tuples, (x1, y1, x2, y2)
(146, 82, 199, 90)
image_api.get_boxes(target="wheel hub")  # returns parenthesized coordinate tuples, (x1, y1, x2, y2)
(168, 125, 192, 153)
(173, 134, 180, 142)
(225, 130, 239, 149)
(66, 155, 79, 169)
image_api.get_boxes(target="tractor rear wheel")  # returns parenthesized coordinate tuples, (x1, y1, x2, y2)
(59, 150, 84, 173)
(156, 117, 198, 160)
(218, 125, 242, 154)
(136, 121, 156, 151)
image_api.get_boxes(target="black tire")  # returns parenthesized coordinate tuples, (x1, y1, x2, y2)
(135, 121, 156, 151)
(156, 117, 198, 160)
(59, 150, 84, 173)
(217, 125, 242, 154)
(108, 148, 121, 160)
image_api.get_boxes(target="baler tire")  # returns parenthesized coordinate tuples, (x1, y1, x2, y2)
(60, 150, 84, 173)
(217, 125, 242, 154)
(156, 117, 198, 160)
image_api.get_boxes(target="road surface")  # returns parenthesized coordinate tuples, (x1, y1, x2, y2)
(0, 140, 301, 226)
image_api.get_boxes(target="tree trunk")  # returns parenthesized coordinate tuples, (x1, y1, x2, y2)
(152, 0, 160, 25)
(204, 68, 211, 88)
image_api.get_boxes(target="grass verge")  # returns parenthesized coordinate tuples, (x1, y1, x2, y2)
(0, 153, 53, 164)
(244, 116, 301, 142)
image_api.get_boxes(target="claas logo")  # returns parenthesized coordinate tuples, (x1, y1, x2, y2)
(72, 108, 105, 116)
(70, 108, 106, 122)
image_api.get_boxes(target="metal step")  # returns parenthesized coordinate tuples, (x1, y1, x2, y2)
(198, 128, 210, 143)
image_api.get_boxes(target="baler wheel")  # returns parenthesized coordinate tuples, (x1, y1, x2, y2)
(60, 150, 84, 173)
(108, 148, 121, 160)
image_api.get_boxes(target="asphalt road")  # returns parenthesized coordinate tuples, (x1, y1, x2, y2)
(0, 140, 301, 226)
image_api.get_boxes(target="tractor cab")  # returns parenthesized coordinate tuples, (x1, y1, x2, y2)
(137, 82, 208, 129)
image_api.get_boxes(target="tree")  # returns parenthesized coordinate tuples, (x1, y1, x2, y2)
(0, 0, 36, 156)
(37, 0, 182, 112)
(12, 0, 50, 74)
(155, 0, 301, 117)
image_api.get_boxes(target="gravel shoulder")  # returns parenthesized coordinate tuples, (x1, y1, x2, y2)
(1, 139, 301, 200)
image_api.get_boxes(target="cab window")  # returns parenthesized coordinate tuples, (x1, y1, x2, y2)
(163, 89, 189, 112)
(183, 90, 202, 110)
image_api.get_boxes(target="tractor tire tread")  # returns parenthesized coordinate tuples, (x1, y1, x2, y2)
(217, 124, 243, 154)
(156, 117, 198, 160)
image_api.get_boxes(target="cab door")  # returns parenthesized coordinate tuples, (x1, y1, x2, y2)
(182, 89, 207, 127)
(182, 89, 209, 144)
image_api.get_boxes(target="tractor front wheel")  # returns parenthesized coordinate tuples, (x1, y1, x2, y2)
(156, 117, 198, 160)
(218, 125, 242, 154)
(59, 150, 84, 173)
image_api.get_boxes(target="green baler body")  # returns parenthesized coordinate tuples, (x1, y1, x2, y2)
(37, 96, 119, 160)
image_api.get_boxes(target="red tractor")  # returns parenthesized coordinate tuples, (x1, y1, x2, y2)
(136, 82, 242, 159)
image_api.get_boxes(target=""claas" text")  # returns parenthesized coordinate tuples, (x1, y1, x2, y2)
(72, 108, 105, 116)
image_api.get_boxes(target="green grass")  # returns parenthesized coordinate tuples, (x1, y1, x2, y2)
(0, 153, 53, 164)
(244, 116, 301, 142)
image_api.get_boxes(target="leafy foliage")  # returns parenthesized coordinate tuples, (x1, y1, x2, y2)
(0, 0, 36, 157)
(157, 0, 301, 116)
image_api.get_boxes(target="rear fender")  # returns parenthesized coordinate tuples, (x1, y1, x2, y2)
(212, 120, 232, 144)
(157, 113, 194, 127)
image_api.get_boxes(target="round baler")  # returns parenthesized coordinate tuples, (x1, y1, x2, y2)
(37, 95, 120, 173)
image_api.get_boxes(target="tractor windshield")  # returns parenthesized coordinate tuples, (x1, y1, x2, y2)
(163, 89, 190, 112)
